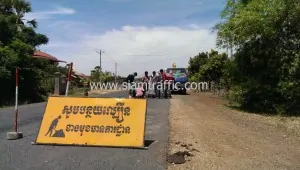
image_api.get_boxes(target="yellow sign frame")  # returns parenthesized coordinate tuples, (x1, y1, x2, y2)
(33, 96, 148, 149)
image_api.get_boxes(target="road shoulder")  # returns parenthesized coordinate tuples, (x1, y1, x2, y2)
(167, 92, 300, 169)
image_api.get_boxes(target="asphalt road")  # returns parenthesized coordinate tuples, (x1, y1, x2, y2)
(0, 91, 170, 170)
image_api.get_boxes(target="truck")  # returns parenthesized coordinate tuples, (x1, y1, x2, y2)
(165, 67, 189, 94)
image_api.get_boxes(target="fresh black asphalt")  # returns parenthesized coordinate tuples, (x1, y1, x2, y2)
(0, 91, 170, 170)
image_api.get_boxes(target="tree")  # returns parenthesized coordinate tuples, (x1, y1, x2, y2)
(12, 0, 32, 30)
(187, 49, 229, 92)
(0, 0, 63, 107)
(89, 66, 114, 83)
(214, 0, 300, 115)
(90, 66, 101, 82)
(199, 50, 228, 84)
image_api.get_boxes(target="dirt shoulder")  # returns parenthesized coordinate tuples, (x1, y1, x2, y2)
(167, 92, 300, 170)
(89, 89, 124, 95)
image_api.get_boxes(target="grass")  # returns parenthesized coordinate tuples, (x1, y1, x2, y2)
(222, 97, 300, 136)
(68, 87, 87, 97)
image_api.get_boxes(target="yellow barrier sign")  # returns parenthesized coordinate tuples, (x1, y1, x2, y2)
(35, 96, 147, 148)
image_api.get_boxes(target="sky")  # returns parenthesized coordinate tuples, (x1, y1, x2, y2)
(24, 0, 227, 77)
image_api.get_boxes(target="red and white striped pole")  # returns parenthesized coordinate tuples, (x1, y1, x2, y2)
(14, 67, 19, 132)
(6, 67, 23, 140)
(65, 62, 73, 96)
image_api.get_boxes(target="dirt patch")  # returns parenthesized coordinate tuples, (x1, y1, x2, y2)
(167, 151, 194, 164)
(193, 92, 300, 136)
(89, 89, 123, 95)
(168, 92, 300, 169)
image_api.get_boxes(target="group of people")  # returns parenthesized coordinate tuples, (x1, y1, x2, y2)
(126, 69, 174, 98)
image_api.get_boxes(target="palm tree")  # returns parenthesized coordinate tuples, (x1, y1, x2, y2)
(26, 19, 37, 28)
(11, 0, 37, 30)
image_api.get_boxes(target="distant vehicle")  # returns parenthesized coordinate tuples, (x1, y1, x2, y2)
(165, 67, 188, 94)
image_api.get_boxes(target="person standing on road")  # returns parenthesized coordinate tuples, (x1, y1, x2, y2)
(147, 73, 155, 97)
(126, 72, 137, 98)
(142, 71, 150, 97)
(152, 71, 161, 98)
(160, 69, 168, 98)
(126, 72, 137, 84)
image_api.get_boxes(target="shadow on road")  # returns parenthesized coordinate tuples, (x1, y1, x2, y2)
(144, 140, 156, 147)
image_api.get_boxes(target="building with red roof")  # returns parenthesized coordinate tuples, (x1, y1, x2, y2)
(33, 50, 66, 63)
(73, 70, 89, 80)
(33, 50, 89, 82)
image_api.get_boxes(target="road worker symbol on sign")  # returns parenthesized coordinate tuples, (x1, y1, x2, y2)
(44, 115, 65, 138)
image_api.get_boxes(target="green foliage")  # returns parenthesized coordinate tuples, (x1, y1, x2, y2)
(188, 52, 208, 77)
(188, 0, 300, 115)
(211, 0, 300, 116)
(89, 66, 114, 83)
(188, 49, 229, 87)
(0, 0, 63, 107)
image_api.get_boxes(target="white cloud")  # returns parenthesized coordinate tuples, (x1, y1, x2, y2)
(41, 24, 223, 77)
(24, 6, 76, 20)
(44, 7, 75, 15)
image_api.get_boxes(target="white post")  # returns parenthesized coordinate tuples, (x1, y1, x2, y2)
(65, 62, 73, 96)
(15, 86, 18, 110)
(65, 81, 70, 96)
(14, 68, 19, 132)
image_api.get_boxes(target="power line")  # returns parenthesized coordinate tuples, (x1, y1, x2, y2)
(44, 29, 198, 57)
(104, 53, 193, 75)
(39, 31, 197, 74)
(96, 50, 104, 82)
(102, 52, 116, 63)
(42, 31, 199, 59)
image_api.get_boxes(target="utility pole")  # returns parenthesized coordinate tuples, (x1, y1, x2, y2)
(96, 50, 104, 82)
(114, 62, 117, 83)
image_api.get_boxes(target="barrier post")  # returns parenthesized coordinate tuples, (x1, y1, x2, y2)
(65, 62, 73, 96)
(83, 81, 88, 96)
(14, 67, 19, 132)
(7, 67, 23, 140)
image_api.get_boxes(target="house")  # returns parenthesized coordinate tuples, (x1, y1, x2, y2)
(33, 50, 89, 84)
(73, 70, 89, 80)
(33, 50, 66, 63)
